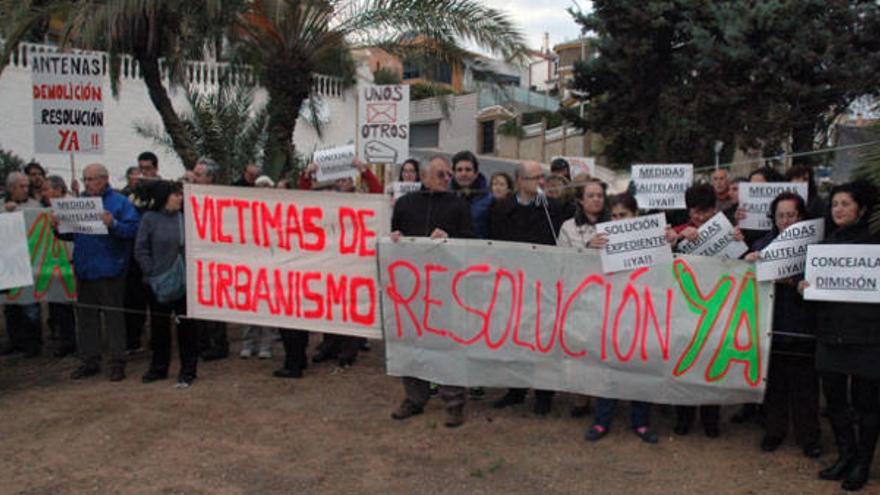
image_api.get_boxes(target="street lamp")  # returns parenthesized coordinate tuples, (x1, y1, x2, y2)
(714, 140, 724, 170)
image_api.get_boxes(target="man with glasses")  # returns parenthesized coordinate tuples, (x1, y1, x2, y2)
(389, 156, 475, 428)
(489, 160, 567, 415)
(55, 163, 140, 382)
(137, 151, 161, 181)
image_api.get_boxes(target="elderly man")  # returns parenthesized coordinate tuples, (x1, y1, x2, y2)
(57, 164, 139, 381)
(389, 155, 475, 428)
(1, 172, 43, 357)
(191, 158, 231, 361)
(711, 168, 735, 213)
(489, 160, 567, 415)
(41, 175, 78, 357)
(232, 163, 259, 187)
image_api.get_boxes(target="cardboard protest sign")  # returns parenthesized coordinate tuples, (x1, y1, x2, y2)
(314, 145, 357, 183)
(631, 164, 693, 209)
(379, 238, 772, 404)
(552, 156, 596, 177)
(738, 183, 808, 231)
(31, 52, 105, 154)
(597, 213, 673, 273)
(51, 197, 107, 234)
(358, 85, 409, 164)
(755, 219, 824, 282)
(391, 181, 421, 200)
(3, 209, 76, 303)
(677, 212, 748, 260)
(804, 245, 880, 303)
(185, 184, 390, 338)
(0, 212, 34, 290)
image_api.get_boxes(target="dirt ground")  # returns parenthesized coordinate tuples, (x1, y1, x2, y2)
(0, 323, 870, 495)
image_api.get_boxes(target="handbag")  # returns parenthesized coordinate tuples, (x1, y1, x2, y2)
(148, 213, 186, 304)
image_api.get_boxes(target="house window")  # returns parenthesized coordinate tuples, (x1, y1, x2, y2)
(481, 121, 495, 154)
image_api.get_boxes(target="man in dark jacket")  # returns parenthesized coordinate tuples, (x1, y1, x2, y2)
(390, 155, 475, 428)
(57, 164, 140, 381)
(450, 150, 492, 239)
(489, 160, 566, 415)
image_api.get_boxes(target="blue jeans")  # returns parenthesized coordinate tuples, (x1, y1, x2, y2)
(594, 398, 651, 429)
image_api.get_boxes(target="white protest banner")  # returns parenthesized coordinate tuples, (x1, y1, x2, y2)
(314, 144, 357, 182)
(739, 182, 808, 231)
(677, 212, 748, 260)
(391, 181, 421, 200)
(185, 184, 390, 338)
(597, 213, 673, 273)
(631, 163, 693, 209)
(2, 209, 76, 303)
(0, 212, 34, 291)
(31, 52, 105, 154)
(755, 219, 824, 282)
(379, 238, 772, 405)
(552, 156, 596, 177)
(358, 84, 409, 164)
(804, 245, 880, 303)
(51, 197, 107, 235)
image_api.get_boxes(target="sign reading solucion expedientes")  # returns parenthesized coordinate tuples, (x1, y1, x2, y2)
(50, 197, 108, 235)
(738, 182, 808, 231)
(631, 164, 693, 210)
(314, 144, 357, 183)
(0, 211, 34, 291)
(804, 245, 880, 303)
(31, 52, 105, 154)
(755, 219, 824, 282)
(597, 213, 673, 273)
(358, 84, 409, 165)
(677, 212, 748, 260)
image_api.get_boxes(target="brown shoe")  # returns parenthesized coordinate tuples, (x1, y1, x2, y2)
(109, 366, 126, 382)
(391, 401, 423, 420)
(445, 406, 464, 428)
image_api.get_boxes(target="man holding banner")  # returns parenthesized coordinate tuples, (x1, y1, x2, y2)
(388, 155, 474, 428)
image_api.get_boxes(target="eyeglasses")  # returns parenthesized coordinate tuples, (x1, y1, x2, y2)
(82, 176, 105, 182)
(520, 174, 544, 181)
(435, 171, 451, 179)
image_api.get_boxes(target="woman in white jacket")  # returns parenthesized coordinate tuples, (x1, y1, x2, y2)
(557, 177, 609, 250)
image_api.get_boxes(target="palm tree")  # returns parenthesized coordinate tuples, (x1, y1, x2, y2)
(232, 0, 528, 178)
(134, 85, 269, 184)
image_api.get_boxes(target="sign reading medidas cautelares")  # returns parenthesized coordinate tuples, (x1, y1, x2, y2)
(31, 52, 105, 154)
(51, 196, 108, 235)
(391, 181, 421, 200)
(379, 238, 771, 404)
(804, 245, 880, 303)
(738, 182, 808, 231)
(597, 213, 673, 273)
(185, 184, 390, 338)
(631, 163, 693, 209)
(0, 211, 34, 291)
(314, 144, 357, 183)
(358, 84, 409, 165)
(677, 212, 748, 260)
(756, 219, 824, 282)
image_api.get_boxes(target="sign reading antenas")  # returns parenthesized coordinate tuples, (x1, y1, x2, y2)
(358, 84, 409, 164)
(31, 52, 105, 154)
(380, 239, 772, 404)
(185, 185, 390, 338)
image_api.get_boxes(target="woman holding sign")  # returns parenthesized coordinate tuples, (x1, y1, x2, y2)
(744, 192, 821, 457)
(561, 192, 660, 444)
(799, 181, 880, 491)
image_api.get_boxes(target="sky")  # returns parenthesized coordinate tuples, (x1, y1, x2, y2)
(480, 0, 590, 52)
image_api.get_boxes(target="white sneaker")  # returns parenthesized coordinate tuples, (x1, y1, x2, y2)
(240, 348, 253, 359)
(258, 350, 272, 359)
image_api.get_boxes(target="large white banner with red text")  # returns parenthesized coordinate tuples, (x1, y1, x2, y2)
(185, 185, 390, 338)
(379, 238, 773, 404)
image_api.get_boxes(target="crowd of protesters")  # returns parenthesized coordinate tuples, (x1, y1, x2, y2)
(2, 150, 879, 491)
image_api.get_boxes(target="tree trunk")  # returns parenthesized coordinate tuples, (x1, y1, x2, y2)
(136, 53, 199, 170)
(263, 68, 311, 181)
(791, 123, 817, 167)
